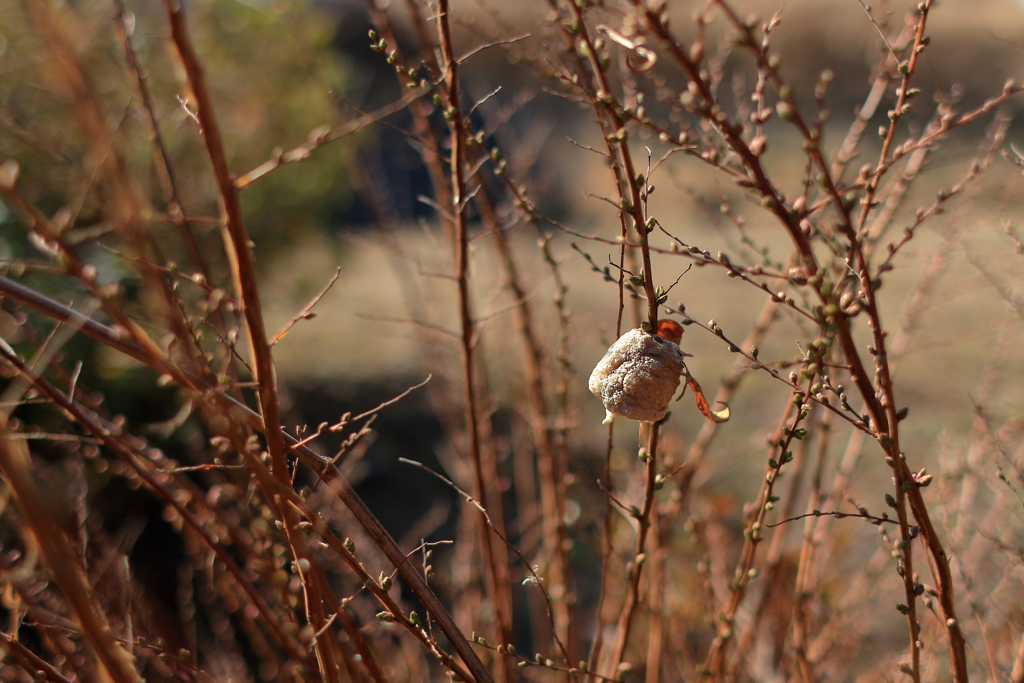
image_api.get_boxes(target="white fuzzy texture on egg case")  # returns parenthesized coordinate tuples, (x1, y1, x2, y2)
(588, 328, 686, 424)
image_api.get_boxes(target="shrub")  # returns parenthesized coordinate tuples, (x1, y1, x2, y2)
(1, 0, 1023, 681)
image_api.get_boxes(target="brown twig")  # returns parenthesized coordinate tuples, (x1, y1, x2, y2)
(436, 1, 514, 679)
(0, 272, 495, 683)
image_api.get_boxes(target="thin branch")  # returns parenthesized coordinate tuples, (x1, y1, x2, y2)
(270, 267, 342, 345)
(235, 91, 427, 189)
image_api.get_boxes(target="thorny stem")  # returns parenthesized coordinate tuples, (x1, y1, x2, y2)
(0, 630, 74, 683)
(18, 0, 207, 395)
(161, 0, 286, 476)
(629, 1, 967, 678)
(112, 0, 249, 399)
(606, 421, 660, 676)
(8, 2, 494, 676)
(791, 408, 833, 683)
(162, 3, 344, 680)
(490, 208, 575, 654)
(563, 0, 659, 327)
(0, 345, 311, 667)
(7, 0, 1013, 680)
(557, 2, 673, 675)
(790, 215, 962, 678)
(644, 502, 665, 683)
(588, 419, 617, 674)
(676, 291, 782, 490)
(728, 418, 814, 676)
(820, 5, 959, 676)
(436, 1, 514, 679)
(629, 0, 815, 267)
(9, 13, 323, 674)
(3, 346, 458, 682)
(586, 168, 633, 677)
(857, 0, 933, 234)
(354, 12, 567, 658)
(111, 0, 209, 283)
(399, 457, 576, 674)
(359, 0, 454, 235)
(0, 275, 494, 683)
(0, 436, 137, 683)
(256, 432, 494, 683)
(355, 0, 506, 655)
(701, 384, 810, 679)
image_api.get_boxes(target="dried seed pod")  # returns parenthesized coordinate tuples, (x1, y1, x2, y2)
(589, 328, 687, 424)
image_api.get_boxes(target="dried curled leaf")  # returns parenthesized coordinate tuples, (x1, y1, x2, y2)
(597, 25, 658, 72)
(657, 319, 685, 346)
(686, 373, 730, 423)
